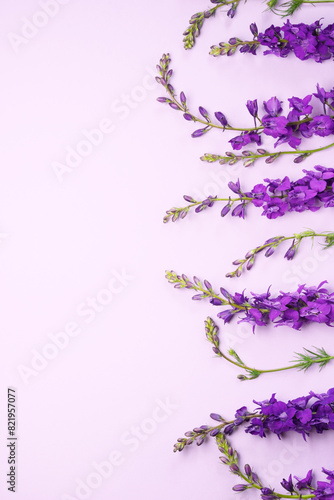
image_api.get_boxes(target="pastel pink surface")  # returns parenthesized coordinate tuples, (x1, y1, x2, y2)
(1, 1, 334, 499)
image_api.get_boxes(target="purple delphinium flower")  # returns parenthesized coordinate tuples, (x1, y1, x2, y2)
(263, 96, 283, 117)
(221, 20, 334, 63)
(164, 166, 334, 224)
(246, 99, 258, 117)
(157, 55, 334, 155)
(245, 166, 334, 219)
(314, 83, 332, 105)
(295, 470, 313, 490)
(233, 388, 334, 440)
(310, 115, 334, 137)
(261, 198, 289, 219)
(274, 125, 302, 149)
(315, 480, 334, 499)
(206, 276, 334, 331)
(281, 474, 294, 493)
(229, 131, 261, 149)
(288, 95, 313, 115)
(262, 116, 289, 139)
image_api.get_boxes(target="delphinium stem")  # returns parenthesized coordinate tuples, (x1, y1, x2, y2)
(166, 271, 334, 331)
(201, 141, 334, 167)
(205, 317, 334, 380)
(156, 54, 313, 136)
(214, 433, 317, 499)
(226, 230, 334, 278)
(183, 1, 243, 50)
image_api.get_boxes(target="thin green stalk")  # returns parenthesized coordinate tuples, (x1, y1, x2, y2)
(201, 140, 334, 167)
(163, 194, 253, 223)
(183, 0, 243, 49)
(165, 271, 257, 314)
(226, 230, 334, 278)
(205, 317, 334, 380)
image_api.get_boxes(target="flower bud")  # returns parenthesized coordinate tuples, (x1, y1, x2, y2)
(183, 113, 193, 121)
(265, 246, 275, 257)
(221, 203, 231, 217)
(250, 23, 258, 36)
(228, 180, 241, 194)
(265, 153, 280, 164)
(199, 106, 209, 119)
(284, 244, 296, 260)
(210, 413, 223, 421)
(246, 257, 255, 270)
(183, 195, 196, 202)
(191, 128, 207, 138)
(169, 102, 179, 110)
(232, 484, 247, 491)
(215, 111, 228, 127)
(244, 464, 252, 476)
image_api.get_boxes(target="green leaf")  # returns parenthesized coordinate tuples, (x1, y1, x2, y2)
(228, 348, 245, 366)
(245, 369, 260, 380)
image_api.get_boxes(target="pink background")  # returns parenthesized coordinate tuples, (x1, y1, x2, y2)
(1, 1, 334, 499)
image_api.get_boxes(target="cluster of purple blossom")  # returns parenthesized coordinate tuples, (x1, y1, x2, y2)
(210, 20, 334, 63)
(157, 55, 334, 152)
(258, 20, 334, 62)
(278, 468, 334, 500)
(174, 388, 334, 448)
(230, 440, 334, 500)
(234, 466, 334, 499)
(166, 271, 334, 331)
(238, 165, 334, 219)
(164, 165, 334, 223)
(156, 55, 334, 152)
(229, 91, 334, 151)
(221, 387, 334, 439)
(216, 280, 334, 330)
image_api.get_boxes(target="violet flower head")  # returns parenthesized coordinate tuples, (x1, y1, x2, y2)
(261, 198, 289, 219)
(310, 115, 334, 137)
(288, 95, 313, 115)
(281, 474, 294, 493)
(262, 116, 288, 139)
(165, 165, 334, 224)
(263, 96, 283, 117)
(246, 99, 258, 117)
(295, 469, 313, 490)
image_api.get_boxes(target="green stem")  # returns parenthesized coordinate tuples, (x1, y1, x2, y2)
(236, 470, 312, 498)
(184, 1, 243, 49)
(178, 195, 253, 210)
(226, 230, 333, 278)
(206, 317, 334, 379)
(202, 141, 334, 168)
(166, 271, 254, 312)
(217, 433, 316, 499)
